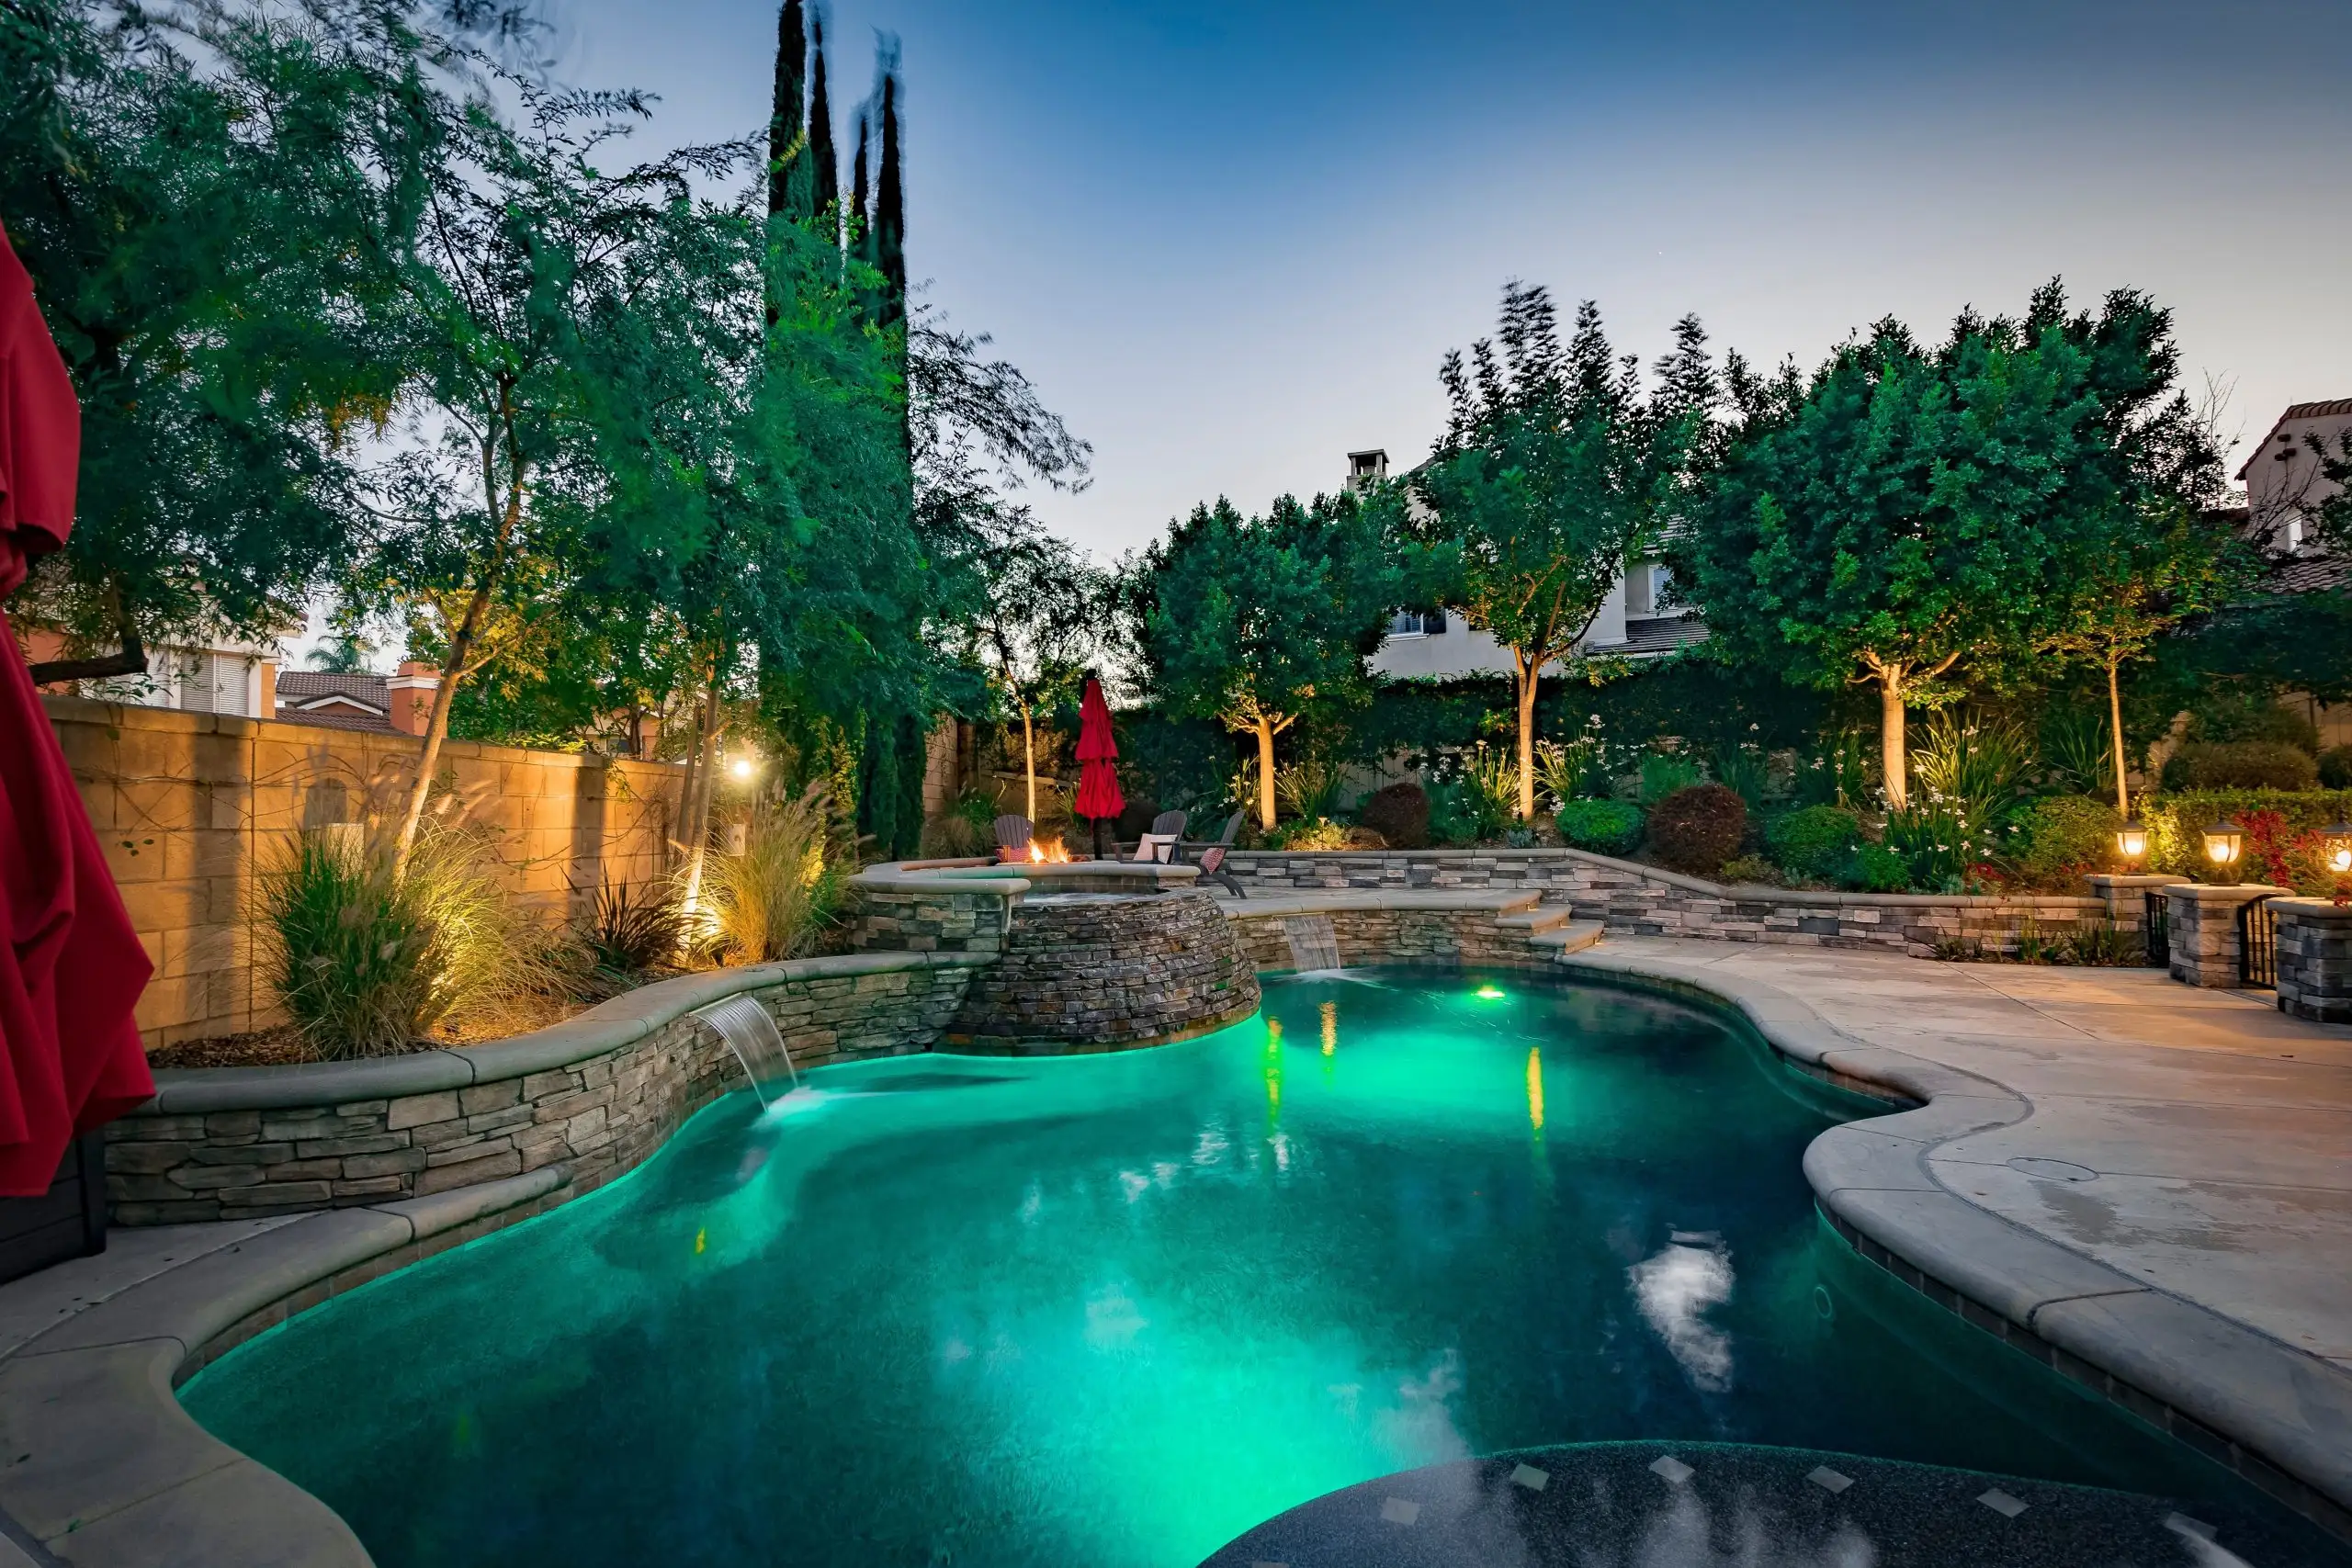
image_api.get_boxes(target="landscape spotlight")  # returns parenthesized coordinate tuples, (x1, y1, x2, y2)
(729, 756, 755, 781)
(2115, 820, 2148, 865)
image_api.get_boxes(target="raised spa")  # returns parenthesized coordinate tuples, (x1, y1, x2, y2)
(181, 974, 2345, 1568)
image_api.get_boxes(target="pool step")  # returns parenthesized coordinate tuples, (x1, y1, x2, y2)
(1495, 902, 1578, 934)
(1528, 920, 1605, 956)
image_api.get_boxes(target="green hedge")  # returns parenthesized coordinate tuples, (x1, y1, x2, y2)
(2143, 790, 2352, 894)
(1555, 798, 1645, 856)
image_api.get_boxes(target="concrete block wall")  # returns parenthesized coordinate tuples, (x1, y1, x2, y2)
(104, 956, 975, 1224)
(47, 696, 685, 1046)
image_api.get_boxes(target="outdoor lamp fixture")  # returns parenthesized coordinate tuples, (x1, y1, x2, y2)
(2202, 818, 2245, 882)
(2115, 820, 2148, 866)
(729, 755, 756, 781)
(2324, 821, 2352, 877)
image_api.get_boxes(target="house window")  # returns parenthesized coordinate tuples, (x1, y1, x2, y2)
(1387, 610, 1447, 637)
(2288, 517, 2305, 549)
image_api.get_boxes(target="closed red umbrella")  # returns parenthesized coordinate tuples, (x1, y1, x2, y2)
(0, 220, 153, 1195)
(1072, 676, 1124, 858)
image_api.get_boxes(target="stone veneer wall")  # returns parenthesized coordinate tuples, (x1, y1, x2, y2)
(1225, 904, 1538, 972)
(1222, 849, 2109, 957)
(104, 955, 978, 1224)
(2164, 884, 2288, 988)
(846, 874, 1019, 956)
(948, 890, 1260, 1052)
(46, 695, 685, 1047)
(2272, 899, 2352, 1022)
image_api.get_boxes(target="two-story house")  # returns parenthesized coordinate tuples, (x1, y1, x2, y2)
(1341, 447, 1706, 681)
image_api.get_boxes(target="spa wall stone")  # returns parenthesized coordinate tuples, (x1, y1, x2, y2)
(1222, 849, 2109, 958)
(105, 959, 976, 1224)
(948, 889, 1259, 1052)
(1224, 907, 1536, 972)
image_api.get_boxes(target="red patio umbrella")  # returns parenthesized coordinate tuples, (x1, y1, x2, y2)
(1072, 676, 1124, 860)
(0, 220, 153, 1195)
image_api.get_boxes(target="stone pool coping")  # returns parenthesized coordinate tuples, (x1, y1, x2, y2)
(5, 945, 2347, 1562)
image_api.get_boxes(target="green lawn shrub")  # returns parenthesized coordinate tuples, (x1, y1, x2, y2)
(1646, 783, 1747, 875)
(1764, 805, 1864, 883)
(1717, 853, 1778, 886)
(2162, 741, 2319, 792)
(1555, 798, 1645, 856)
(1851, 841, 1912, 893)
(2009, 795, 2119, 887)
(2320, 746, 2352, 790)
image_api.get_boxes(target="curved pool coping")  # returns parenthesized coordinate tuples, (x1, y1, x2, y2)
(3, 953, 2346, 1564)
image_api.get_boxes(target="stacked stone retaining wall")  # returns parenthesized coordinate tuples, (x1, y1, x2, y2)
(1223, 849, 2108, 956)
(105, 955, 978, 1224)
(947, 890, 1260, 1051)
(2273, 899, 2352, 1022)
(1224, 904, 1538, 972)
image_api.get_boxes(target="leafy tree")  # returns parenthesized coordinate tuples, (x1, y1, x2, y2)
(2038, 500, 2245, 815)
(1131, 491, 1401, 830)
(1679, 282, 2218, 808)
(1411, 285, 1706, 818)
(0, 0, 430, 671)
(956, 519, 1103, 821)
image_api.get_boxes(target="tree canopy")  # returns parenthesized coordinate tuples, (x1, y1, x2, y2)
(1677, 281, 2222, 808)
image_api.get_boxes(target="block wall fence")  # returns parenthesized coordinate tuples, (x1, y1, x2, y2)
(46, 696, 686, 1048)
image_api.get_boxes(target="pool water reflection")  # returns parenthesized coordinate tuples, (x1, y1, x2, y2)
(182, 972, 2343, 1567)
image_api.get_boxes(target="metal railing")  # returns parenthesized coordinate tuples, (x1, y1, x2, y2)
(2143, 889, 2170, 966)
(2238, 896, 2278, 988)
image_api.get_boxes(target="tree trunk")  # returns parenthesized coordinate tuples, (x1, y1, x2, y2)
(391, 581, 493, 877)
(1878, 666, 1908, 811)
(1021, 702, 1037, 823)
(676, 660, 726, 919)
(2107, 654, 2131, 818)
(1515, 656, 1540, 820)
(1256, 719, 1277, 831)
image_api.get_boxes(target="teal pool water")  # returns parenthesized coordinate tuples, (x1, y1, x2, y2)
(183, 973, 2335, 1567)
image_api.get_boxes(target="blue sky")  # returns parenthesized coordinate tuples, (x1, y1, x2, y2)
(552, 0, 2352, 562)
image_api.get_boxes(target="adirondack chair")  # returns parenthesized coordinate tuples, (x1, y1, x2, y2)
(993, 815, 1034, 863)
(1131, 809, 1189, 863)
(1176, 809, 1246, 897)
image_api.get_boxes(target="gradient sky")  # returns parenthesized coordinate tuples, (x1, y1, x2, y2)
(551, 0, 2352, 564)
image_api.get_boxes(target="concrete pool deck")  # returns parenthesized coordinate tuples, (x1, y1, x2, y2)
(0, 939, 2347, 1564)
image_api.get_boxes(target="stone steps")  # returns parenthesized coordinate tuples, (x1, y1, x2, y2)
(1495, 903, 1577, 934)
(1527, 920, 1605, 956)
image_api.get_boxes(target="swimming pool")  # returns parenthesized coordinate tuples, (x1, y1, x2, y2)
(181, 972, 2343, 1566)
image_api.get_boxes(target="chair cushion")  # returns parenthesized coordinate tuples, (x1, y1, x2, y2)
(1132, 833, 1176, 863)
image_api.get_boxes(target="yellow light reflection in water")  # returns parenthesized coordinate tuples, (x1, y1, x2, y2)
(1319, 1000, 1338, 1056)
(1476, 985, 1506, 1000)
(1265, 1018, 1283, 1124)
(1526, 1047, 1544, 1134)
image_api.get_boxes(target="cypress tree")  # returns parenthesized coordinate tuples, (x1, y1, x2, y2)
(808, 14, 838, 237)
(874, 63, 906, 329)
(849, 108, 869, 258)
(766, 0, 810, 220)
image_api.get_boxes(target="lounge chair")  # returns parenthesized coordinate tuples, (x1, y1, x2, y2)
(1131, 809, 1189, 863)
(1176, 809, 1246, 897)
(993, 815, 1033, 863)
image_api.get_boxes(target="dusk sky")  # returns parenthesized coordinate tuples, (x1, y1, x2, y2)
(556, 0, 2352, 564)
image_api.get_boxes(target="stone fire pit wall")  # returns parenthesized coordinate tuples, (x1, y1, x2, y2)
(946, 889, 1261, 1053)
(105, 953, 981, 1225)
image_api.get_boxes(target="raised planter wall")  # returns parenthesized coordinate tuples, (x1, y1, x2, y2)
(105, 953, 980, 1225)
(1222, 849, 2108, 956)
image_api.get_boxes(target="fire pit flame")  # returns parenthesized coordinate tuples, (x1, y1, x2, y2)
(1027, 838, 1071, 864)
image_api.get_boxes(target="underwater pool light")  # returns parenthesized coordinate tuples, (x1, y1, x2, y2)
(1475, 985, 1507, 1000)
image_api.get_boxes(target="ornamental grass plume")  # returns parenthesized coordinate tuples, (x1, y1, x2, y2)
(256, 823, 566, 1058)
(696, 784, 840, 964)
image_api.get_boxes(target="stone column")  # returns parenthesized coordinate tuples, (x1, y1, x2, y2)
(2083, 873, 2188, 931)
(2271, 898, 2352, 1023)
(2163, 883, 2288, 988)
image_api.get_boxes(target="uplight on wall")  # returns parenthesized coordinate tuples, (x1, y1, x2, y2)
(2114, 820, 2148, 866)
(2202, 818, 2245, 883)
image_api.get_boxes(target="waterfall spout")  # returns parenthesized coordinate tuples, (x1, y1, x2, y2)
(691, 994, 801, 1106)
(1282, 915, 1341, 974)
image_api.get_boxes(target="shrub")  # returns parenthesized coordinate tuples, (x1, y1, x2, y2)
(2039, 707, 2115, 797)
(1883, 802, 1983, 892)
(1718, 853, 1778, 886)
(1765, 806, 1864, 883)
(1358, 782, 1431, 848)
(575, 881, 684, 984)
(1910, 710, 2033, 832)
(1461, 743, 1521, 833)
(1275, 757, 1345, 821)
(2012, 795, 2119, 886)
(2322, 747, 2352, 791)
(1555, 797, 1645, 856)
(1646, 784, 1747, 875)
(1709, 743, 1770, 814)
(2142, 789, 2352, 889)
(699, 785, 841, 964)
(2189, 692, 2318, 753)
(1850, 841, 1911, 893)
(1268, 817, 1353, 851)
(2162, 742, 2319, 793)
